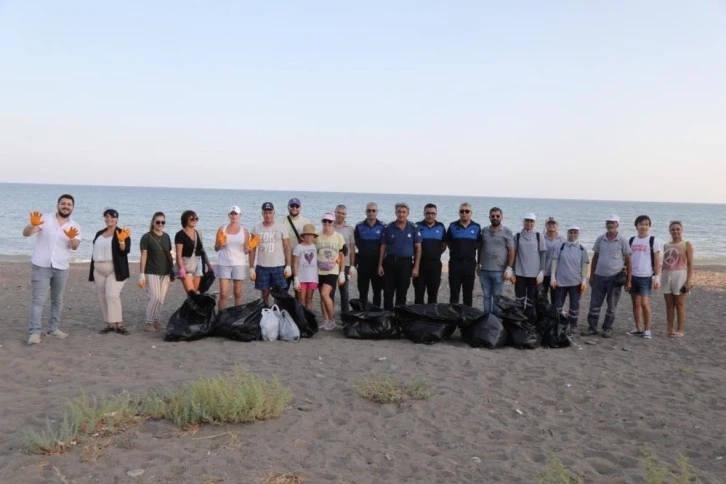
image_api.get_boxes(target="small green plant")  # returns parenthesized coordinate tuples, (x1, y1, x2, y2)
(355, 377, 431, 404)
(535, 454, 584, 484)
(643, 445, 695, 484)
(259, 472, 306, 484)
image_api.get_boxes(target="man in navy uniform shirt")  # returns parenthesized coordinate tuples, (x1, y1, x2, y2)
(414, 203, 446, 304)
(377, 203, 422, 310)
(446, 202, 482, 306)
(354, 202, 385, 308)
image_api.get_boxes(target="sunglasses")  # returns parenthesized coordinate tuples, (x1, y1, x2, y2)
(366, 209, 377, 213)
(321, 220, 333, 224)
(289, 204, 300, 208)
(425, 212, 436, 215)
(154, 220, 166, 225)
(190, 217, 199, 221)
(460, 210, 471, 214)
(490, 215, 502, 219)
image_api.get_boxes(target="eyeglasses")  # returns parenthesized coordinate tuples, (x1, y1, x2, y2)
(460, 210, 471, 214)
(366, 209, 377, 213)
(425, 212, 436, 215)
(154, 220, 166, 225)
(321, 220, 333, 224)
(289, 204, 300, 208)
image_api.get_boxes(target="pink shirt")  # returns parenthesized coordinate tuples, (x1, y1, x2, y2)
(662, 240, 687, 271)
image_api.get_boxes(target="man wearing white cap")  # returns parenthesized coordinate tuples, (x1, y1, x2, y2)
(582, 214, 632, 338)
(512, 213, 546, 321)
(542, 216, 566, 303)
(550, 225, 590, 332)
(214, 205, 250, 310)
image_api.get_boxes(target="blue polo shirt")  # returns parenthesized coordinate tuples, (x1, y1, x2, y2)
(381, 221, 422, 258)
(354, 219, 385, 258)
(446, 220, 482, 261)
(416, 220, 446, 261)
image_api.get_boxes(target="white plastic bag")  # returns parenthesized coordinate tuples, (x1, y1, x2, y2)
(260, 305, 281, 341)
(278, 308, 301, 342)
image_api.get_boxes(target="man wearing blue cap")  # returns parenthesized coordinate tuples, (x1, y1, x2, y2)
(279, 197, 310, 292)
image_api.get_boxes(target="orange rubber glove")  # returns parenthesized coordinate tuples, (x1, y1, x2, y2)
(64, 227, 79, 239)
(117, 227, 131, 242)
(29, 211, 44, 227)
(216, 228, 227, 246)
(248, 234, 260, 249)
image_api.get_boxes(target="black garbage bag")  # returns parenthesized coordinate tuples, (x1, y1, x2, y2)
(214, 299, 265, 342)
(164, 292, 217, 342)
(394, 304, 462, 344)
(342, 299, 400, 340)
(539, 306, 572, 348)
(460, 312, 509, 349)
(270, 288, 318, 337)
(199, 270, 216, 294)
(502, 319, 541, 349)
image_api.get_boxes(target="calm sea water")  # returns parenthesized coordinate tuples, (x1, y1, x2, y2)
(2, 183, 725, 264)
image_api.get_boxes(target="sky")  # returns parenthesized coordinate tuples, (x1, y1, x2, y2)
(1, 1, 725, 203)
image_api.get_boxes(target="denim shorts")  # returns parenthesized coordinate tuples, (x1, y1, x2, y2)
(254, 265, 287, 291)
(630, 275, 652, 296)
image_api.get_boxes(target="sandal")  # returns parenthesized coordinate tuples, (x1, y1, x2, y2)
(144, 322, 157, 332)
(153, 322, 163, 331)
(670, 332, 685, 338)
(115, 326, 130, 335)
(99, 326, 115, 334)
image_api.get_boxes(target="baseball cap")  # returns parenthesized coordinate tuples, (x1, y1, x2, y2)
(545, 216, 557, 224)
(567, 225, 581, 231)
(261, 202, 274, 211)
(523, 212, 536, 221)
(606, 214, 620, 223)
(288, 198, 301, 206)
(229, 205, 241, 214)
(322, 212, 335, 222)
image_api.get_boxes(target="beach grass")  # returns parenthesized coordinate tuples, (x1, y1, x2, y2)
(643, 445, 694, 484)
(258, 472, 306, 484)
(536, 454, 584, 484)
(23, 369, 292, 454)
(355, 376, 431, 404)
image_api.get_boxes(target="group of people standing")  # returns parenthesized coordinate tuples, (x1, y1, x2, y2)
(21, 194, 694, 345)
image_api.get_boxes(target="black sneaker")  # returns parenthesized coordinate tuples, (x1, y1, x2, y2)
(601, 328, 614, 338)
(580, 329, 598, 337)
(627, 329, 644, 336)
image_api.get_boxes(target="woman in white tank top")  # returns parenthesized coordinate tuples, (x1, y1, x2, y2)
(215, 205, 250, 309)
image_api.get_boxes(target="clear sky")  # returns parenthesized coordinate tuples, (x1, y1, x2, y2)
(1, 1, 724, 203)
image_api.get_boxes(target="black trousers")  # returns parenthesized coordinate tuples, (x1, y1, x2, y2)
(449, 259, 477, 306)
(357, 256, 383, 308)
(515, 276, 538, 321)
(413, 260, 442, 304)
(541, 276, 554, 304)
(383, 256, 412, 310)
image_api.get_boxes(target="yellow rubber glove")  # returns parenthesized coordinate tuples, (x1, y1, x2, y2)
(216, 228, 227, 246)
(64, 227, 79, 239)
(117, 227, 131, 242)
(29, 211, 44, 227)
(248, 234, 260, 249)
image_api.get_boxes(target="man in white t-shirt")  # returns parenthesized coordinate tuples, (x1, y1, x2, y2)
(627, 214, 662, 339)
(22, 194, 82, 345)
(250, 202, 292, 305)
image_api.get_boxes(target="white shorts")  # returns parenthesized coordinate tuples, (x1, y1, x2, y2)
(662, 269, 687, 295)
(216, 264, 248, 281)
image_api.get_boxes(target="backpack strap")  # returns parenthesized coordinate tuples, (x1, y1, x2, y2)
(287, 216, 302, 242)
(649, 235, 655, 275)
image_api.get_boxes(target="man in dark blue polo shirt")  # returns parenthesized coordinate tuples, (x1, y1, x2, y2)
(414, 203, 446, 304)
(446, 202, 482, 306)
(377, 202, 422, 310)
(354, 202, 385, 308)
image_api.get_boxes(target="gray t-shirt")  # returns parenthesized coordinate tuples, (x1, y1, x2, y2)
(514, 232, 546, 278)
(592, 233, 631, 277)
(252, 222, 289, 268)
(334, 223, 355, 266)
(553, 241, 590, 287)
(478, 226, 514, 271)
(544, 234, 567, 275)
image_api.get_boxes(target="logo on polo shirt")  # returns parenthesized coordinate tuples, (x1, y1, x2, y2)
(407, 233, 411, 238)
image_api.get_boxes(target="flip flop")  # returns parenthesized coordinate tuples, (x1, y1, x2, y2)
(670, 332, 685, 338)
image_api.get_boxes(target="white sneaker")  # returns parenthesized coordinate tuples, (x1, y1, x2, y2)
(643, 330, 652, 339)
(46, 329, 68, 339)
(28, 333, 42, 345)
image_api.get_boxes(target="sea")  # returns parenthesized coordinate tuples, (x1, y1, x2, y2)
(2, 183, 725, 265)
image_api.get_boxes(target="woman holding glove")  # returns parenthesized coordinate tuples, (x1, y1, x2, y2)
(175, 210, 214, 294)
(139, 212, 175, 332)
(316, 212, 347, 331)
(89, 208, 131, 334)
(215, 205, 251, 310)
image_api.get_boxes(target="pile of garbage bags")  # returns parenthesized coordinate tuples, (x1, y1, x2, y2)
(164, 288, 318, 343)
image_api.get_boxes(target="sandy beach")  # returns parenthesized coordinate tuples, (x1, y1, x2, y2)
(1, 261, 725, 483)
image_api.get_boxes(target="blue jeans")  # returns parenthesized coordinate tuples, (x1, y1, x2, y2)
(587, 274, 623, 331)
(479, 270, 504, 315)
(29, 264, 70, 334)
(554, 285, 582, 327)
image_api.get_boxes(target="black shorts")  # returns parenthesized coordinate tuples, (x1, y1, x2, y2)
(318, 274, 338, 288)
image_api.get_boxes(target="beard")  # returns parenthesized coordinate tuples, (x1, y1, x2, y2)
(57, 208, 72, 218)
(490, 219, 501, 227)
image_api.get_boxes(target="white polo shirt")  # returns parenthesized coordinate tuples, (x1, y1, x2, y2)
(31, 212, 82, 270)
